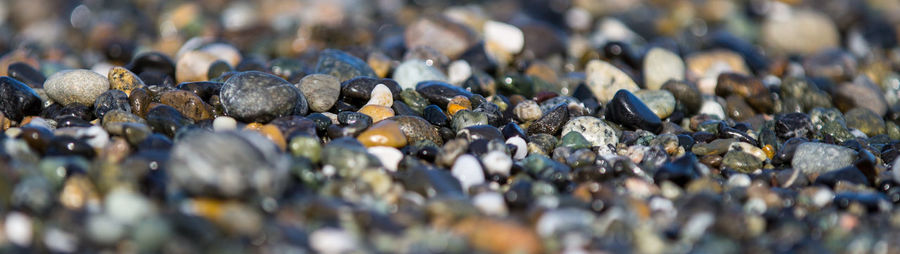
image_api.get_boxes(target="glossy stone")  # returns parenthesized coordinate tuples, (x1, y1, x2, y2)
(605, 90, 662, 133)
(108, 66, 145, 94)
(93, 90, 131, 120)
(315, 49, 377, 82)
(297, 74, 340, 112)
(220, 71, 306, 123)
(0, 76, 42, 121)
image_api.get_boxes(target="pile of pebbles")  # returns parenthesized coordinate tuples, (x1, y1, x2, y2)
(0, 0, 899, 253)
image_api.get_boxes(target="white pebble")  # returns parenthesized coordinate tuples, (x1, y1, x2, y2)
(367, 146, 403, 172)
(481, 150, 512, 176)
(451, 154, 485, 192)
(43, 227, 77, 253)
(310, 228, 356, 254)
(5, 212, 32, 246)
(812, 188, 835, 208)
(105, 187, 153, 225)
(726, 174, 751, 188)
(472, 192, 508, 216)
(213, 116, 238, 131)
(484, 20, 524, 54)
(447, 60, 472, 85)
(506, 136, 528, 160)
(87, 214, 125, 244)
(699, 100, 725, 119)
(76, 125, 109, 149)
(366, 84, 393, 107)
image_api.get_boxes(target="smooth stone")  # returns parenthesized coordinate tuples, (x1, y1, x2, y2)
(127, 52, 175, 79)
(212, 116, 237, 131)
(357, 119, 407, 148)
(484, 20, 524, 54)
(698, 99, 726, 119)
(366, 84, 394, 108)
(721, 151, 762, 173)
(102, 109, 146, 129)
(160, 90, 213, 121)
(207, 60, 232, 79)
(220, 71, 306, 123)
(423, 105, 449, 127)
(634, 90, 676, 119)
(393, 60, 448, 90)
(605, 89, 662, 133)
(388, 115, 443, 145)
(761, 9, 839, 55)
(834, 76, 888, 116)
(775, 112, 812, 139)
(527, 103, 569, 135)
(296, 74, 340, 112)
(107, 66, 144, 94)
(472, 191, 508, 216)
(367, 146, 403, 172)
(145, 105, 194, 138)
(288, 135, 321, 163)
(481, 150, 512, 176)
(725, 95, 755, 121)
(561, 116, 618, 148)
(255, 124, 287, 150)
(513, 100, 542, 122)
(844, 107, 885, 137)
(446, 95, 471, 116)
(91, 90, 130, 120)
(643, 47, 685, 90)
(792, 142, 857, 175)
(692, 138, 735, 156)
(506, 136, 528, 160)
(315, 49, 376, 82)
(175, 51, 218, 83)
(815, 166, 870, 187)
(168, 131, 290, 197)
(0, 77, 42, 121)
(405, 17, 477, 59)
(457, 125, 504, 142)
(341, 77, 402, 102)
(728, 142, 766, 162)
(660, 80, 703, 113)
(451, 154, 485, 192)
(8, 62, 46, 88)
(268, 115, 317, 138)
(416, 81, 474, 108)
(129, 88, 152, 117)
(585, 60, 639, 103)
(451, 110, 488, 132)
(447, 60, 472, 85)
(557, 131, 591, 150)
(44, 69, 110, 106)
(654, 154, 699, 186)
(358, 105, 395, 123)
(715, 73, 773, 113)
(323, 137, 381, 177)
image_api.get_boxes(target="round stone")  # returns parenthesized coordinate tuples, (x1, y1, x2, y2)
(0, 76, 42, 121)
(220, 71, 306, 123)
(44, 69, 110, 106)
(585, 60, 639, 103)
(643, 47, 685, 90)
(561, 116, 618, 148)
(393, 59, 448, 90)
(634, 90, 676, 119)
(297, 74, 340, 112)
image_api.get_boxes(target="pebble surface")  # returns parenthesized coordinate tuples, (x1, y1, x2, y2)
(0, 1, 898, 253)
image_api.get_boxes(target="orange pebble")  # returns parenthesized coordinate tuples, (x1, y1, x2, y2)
(359, 104, 395, 123)
(258, 124, 286, 150)
(357, 119, 407, 148)
(446, 95, 471, 116)
(763, 144, 775, 159)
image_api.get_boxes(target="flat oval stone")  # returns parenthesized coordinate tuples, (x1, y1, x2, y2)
(315, 49, 376, 82)
(175, 81, 222, 101)
(44, 69, 110, 106)
(387, 115, 443, 145)
(297, 74, 340, 112)
(159, 90, 213, 121)
(357, 119, 407, 148)
(643, 47, 685, 90)
(220, 71, 306, 123)
(393, 59, 448, 90)
(792, 142, 857, 175)
(661, 80, 702, 113)
(175, 51, 219, 83)
(0, 77, 42, 121)
(585, 60, 639, 103)
(127, 52, 176, 79)
(145, 105, 194, 138)
(168, 131, 290, 198)
(561, 116, 618, 148)
(340, 77, 402, 102)
(415, 81, 474, 108)
(605, 89, 662, 133)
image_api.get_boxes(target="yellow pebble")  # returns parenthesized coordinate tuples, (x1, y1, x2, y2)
(258, 124, 287, 151)
(446, 95, 471, 116)
(244, 122, 263, 131)
(108, 66, 145, 95)
(357, 119, 407, 148)
(763, 144, 775, 159)
(359, 104, 395, 123)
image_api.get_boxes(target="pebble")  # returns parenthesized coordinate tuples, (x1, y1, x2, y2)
(605, 89, 663, 133)
(451, 154, 485, 192)
(107, 66, 144, 94)
(484, 20, 524, 54)
(527, 103, 568, 135)
(405, 17, 477, 59)
(315, 49, 377, 82)
(367, 146, 403, 172)
(393, 59, 448, 90)
(561, 116, 618, 148)
(220, 71, 306, 123)
(844, 107, 885, 137)
(297, 74, 340, 112)
(643, 47, 685, 90)
(513, 100, 542, 122)
(792, 142, 857, 175)
(44, 69, 110, 106)
(761, 9, 839, 55)
(585, 60, 639, 102)
(0, 76, 42, 121)
(175, 51, 219, 83)
(357, 119, 407, 148)
(634, 89, 676, 119)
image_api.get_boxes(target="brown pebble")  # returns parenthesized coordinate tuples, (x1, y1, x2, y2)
(357, 119, 407, 148)
(358, 104, 395, 123)
(159, 90, 214, 121)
